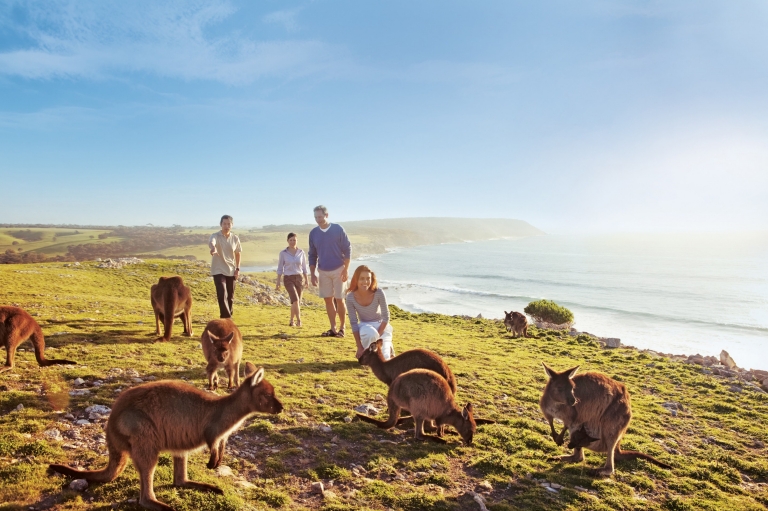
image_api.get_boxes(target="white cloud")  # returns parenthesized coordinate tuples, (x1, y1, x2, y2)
(263, 7, 302, 33)
(0, 0, 333, 84)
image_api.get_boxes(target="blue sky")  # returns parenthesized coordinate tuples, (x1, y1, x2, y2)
(1, 0, 767, 232)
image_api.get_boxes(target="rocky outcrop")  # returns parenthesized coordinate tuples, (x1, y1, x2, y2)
(237, 274, 292, 306)
(96, 257, 144, 269)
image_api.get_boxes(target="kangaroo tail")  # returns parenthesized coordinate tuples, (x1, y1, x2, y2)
(615, 449, 672, 469)
(30, 329, 76, 367)
(49, 451, 128, 483)
(162, 291, 175, 340)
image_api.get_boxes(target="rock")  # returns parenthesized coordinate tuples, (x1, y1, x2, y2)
(69, 479, 88, 491)
(236, 480, 256, 489)
(317, 398, 326, 404)
(43, 429, 62, 441)
(476, 480, 493, 492)
(215, 465, 234, 477)
(344, 416, 352, 423)
(311, 481, 325, 494)
(88, 413, 103, 421)
(15, 404, 23, 411)
(85, 405, 111, 415)
(354, 404, 380, 415)
(131, 378, 144, 383)
(728, 385, 742, 393)
(125, 368, 140, 378)
(550, 483, 563, 489)
(75, 419, 91, 426)
(318, 424, 332, 433)
(73, 378, 86, 386)
(720, 350, 737, 369)
(197, 343, 202, 349)
(687, 354, 705, 365)
(476, 314, 483, 319)
(69, 389, 90, 396)
(293, 412, 308, 420)
(323, 490, 337, 500)
(605, 338, 621, 348)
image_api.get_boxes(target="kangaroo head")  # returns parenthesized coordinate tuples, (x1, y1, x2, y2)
(207, 331, 235, 363)
(244, 362, 283, 415)
(459, 402, 477, 445)
(542, 363, 579, 406)
(358, 339, 384, 366)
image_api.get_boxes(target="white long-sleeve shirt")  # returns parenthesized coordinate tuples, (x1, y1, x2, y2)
(277, 248, 310, 276)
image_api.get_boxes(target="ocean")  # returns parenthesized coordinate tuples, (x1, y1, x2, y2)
(352, 233, 768, 371)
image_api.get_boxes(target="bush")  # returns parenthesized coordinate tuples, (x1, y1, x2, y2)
(524, 300, 574, 325)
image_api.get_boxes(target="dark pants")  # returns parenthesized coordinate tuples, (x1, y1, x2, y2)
(213, 274, 236, 318)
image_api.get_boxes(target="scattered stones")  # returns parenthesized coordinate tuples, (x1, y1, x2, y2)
(311, 481, 325, 494)
(476, 480, 493, 492)
(69, 479, 89, 491)
(467, 491, 490, 511)
(43, 429, 62, 441)
(354, 403, 380, 416)
(69, 389, 90, 396)
(604, 338, 621, 348)
(96, 257, 144, 269)
(215, 465, 233, 477)
(85, 405, 111, 415)
(728, 385, 742, 393)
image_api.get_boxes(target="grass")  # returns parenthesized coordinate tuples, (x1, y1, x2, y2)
(0, 260, 767, 510)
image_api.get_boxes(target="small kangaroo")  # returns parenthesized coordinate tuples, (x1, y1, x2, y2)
(150, 276, 193, 342)
(540, 363, 671, 476)
(503, 311, 528, 338)
(0, 306, 76, 373)
(201, 319, 243, 390)
(49, 362, 282, 511)
(356, 368, 476, 445)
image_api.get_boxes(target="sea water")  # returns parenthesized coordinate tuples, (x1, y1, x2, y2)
(354, 233, 768, 370)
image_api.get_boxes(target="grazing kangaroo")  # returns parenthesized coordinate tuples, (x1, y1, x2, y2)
(356, 368, 476, 445)
(150, 276, 193, 342)
(49, 362, 282, 511)
(0, 306, 76, 373)
(540, 363, 672, 476)
(503, 311, 528, 338)
(201, 319, 243, 390)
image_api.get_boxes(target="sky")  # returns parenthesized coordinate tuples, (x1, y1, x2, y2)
(1, 0, 767, 232)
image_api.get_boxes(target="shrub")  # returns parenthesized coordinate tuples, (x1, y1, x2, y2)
(524, 300, 574, 325)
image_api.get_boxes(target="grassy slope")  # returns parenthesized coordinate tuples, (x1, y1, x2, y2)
(0, 229, 115, 257)
(0, 261, 766, 511)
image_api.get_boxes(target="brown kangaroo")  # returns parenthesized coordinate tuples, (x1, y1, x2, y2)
(49, 362, 282, 511)
(0, 306, 76, 373)
(540, 363, 671, 476)
(150, 276, 193, 342)
(503, 311, 528, 338)
(567, 424, 599, 449)
(356, 368, 476, 445)
(201, 319, 243, 390)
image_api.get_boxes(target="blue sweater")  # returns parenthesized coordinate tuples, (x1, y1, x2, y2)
(308, 224, 351, 271)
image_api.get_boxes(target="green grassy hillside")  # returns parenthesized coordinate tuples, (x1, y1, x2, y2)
(0, 261, 766, 510)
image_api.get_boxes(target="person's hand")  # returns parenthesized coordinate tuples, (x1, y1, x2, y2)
(234, 269, 240, 279)
(275, 284, 281, 291)
(304, 278, 310, 288)
(210, 247, 217, 256)
(311, 274, 318, 287)
(341, 267, 348, 282)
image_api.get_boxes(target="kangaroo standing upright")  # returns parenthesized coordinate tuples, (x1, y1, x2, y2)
(356, 368, 476, 444)
(150, 276, 193, 342)
(540, 363, 671, 476)
(503, 311, 528, 338)
(49, 362, 282, 511)
(201, 319, 243, 390)
(0, 306, 76, 373)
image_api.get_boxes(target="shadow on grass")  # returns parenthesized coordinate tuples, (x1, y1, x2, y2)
(259, 360, 361, 375)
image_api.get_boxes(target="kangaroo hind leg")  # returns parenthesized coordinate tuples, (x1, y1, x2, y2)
(174, 454, 223, 494)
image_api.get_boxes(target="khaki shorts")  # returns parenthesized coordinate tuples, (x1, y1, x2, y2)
(318, 266, 347, 299)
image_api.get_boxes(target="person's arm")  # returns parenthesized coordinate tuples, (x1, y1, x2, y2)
(339, 226, 351, 282)
(308, 230, 318, 286)
(208, 233, 217, 255)
(301, 251, 310, 287)
(275, 251, 284, 290)
(346, 294, 363, 352)
(377, 289, 390, 336)
(234, 237, 242, 278)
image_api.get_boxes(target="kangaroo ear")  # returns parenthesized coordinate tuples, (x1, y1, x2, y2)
(376, 339, 383, 350)
(244, 361, 257, 376)
(250, 367, 265, 387)
(203, 331, 215, 344)
(542, 362, 557, 379)
(223, 332, 235, 344)
(566, 366, 580, 379)
(462, 403, 473, 419)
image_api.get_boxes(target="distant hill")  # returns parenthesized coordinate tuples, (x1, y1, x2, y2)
(1, 218, 544, 266)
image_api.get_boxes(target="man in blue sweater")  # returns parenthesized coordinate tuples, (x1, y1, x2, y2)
(309, 205, 351, 338)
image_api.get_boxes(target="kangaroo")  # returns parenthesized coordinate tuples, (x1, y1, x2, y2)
(201, 319, 243, 390)
(567, 424, 599, 449)
(356, 368, 476, 445)
(0, 306, 76, 373)
(359, 339, 494, 431)
(49, 362, 282, 511)
(503, 311, 528, 338)
(150, 276, 193, 342)
(540, 363, 672, 476)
